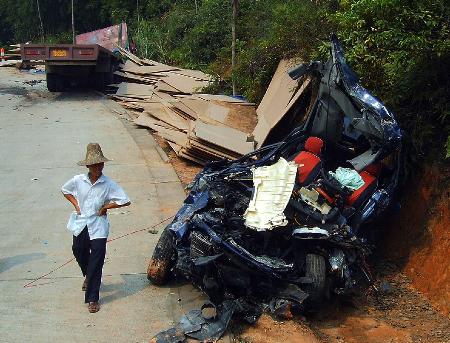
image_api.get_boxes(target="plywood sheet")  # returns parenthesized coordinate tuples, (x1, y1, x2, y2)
(162, 74, 210, 94)
(114, 71, 155, 84)
(116, 82, 155, 97)
(122, 64, 179, 74)
(170, 102, 198, 120)
(144, 104, 189, 132)
(193, 121, 254, 155)
(195, 94, 249, 104)
(134, 113, 173, 130)
(172, 69, 213, 81)
(156, 80, 182, 93)
(256, 59, 300, 119)
(253, 77, 310, 148)
(178, 99, 230, 124)
(253, 59, 304, 147)
(167, 141, 182, 154)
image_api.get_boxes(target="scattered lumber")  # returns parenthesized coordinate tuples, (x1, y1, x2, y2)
(110, 50, 258, 165)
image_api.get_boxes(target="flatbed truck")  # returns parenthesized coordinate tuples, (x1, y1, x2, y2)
(20, 44, 121, 92)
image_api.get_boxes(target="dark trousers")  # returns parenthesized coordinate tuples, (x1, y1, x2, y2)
(72, 227, 107, 303)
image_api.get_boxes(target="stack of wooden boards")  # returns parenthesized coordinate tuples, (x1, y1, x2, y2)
(111, 48, 311, 165)
(111, 48, 257, 164)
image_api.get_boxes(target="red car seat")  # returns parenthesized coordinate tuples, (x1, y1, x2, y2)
(346, 163, 382, 209)
(294, 137, 324, 185)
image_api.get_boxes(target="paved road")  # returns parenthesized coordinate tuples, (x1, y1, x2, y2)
(0, 68, 188, 342)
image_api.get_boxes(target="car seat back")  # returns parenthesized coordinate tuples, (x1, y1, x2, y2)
(346, 163, 381, 208)
(294, 137, 324, 185)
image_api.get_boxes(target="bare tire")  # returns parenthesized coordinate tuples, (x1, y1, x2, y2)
(147, 227, 176, 285)
(304, 253, 327, 308)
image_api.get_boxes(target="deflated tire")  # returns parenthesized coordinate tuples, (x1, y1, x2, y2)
(147, 227, 176, 285)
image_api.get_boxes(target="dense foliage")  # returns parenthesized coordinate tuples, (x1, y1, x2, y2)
(0, 0, 448, 160)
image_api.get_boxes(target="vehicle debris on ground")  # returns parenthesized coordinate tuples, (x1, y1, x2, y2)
(148, 34, 403, 342)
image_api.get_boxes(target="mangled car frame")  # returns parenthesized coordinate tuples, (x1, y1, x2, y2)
(148, 34, 402, 336)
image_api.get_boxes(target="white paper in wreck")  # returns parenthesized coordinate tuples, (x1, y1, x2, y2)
(244, 157, 297, 231)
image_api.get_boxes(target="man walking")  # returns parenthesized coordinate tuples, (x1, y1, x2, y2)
(61, 143, 131, 313)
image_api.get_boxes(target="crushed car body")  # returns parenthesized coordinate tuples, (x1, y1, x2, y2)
(148, 34, 402, 342)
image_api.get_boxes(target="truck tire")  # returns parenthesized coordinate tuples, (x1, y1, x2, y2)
(147, 227, 176, 285)
(304, 253, 327, 308)
(46, 73, 63, 92)
(94, 72, 107, 90)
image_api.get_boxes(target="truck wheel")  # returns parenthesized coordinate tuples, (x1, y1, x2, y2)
(94, 72, 107, 90)
(304, 253, 327, 308)
(46, 73, 63, 92)
(147, 227, 176, 285)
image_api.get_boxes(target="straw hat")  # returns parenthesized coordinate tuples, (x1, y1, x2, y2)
(77, 143, 111, 166)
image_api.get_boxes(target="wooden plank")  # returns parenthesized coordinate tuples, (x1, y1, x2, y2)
(117, 46, 144, 65)
(156, 80, 183, 93)
(162, 74, 210, 94)
(256, 59, 301, 120)
(143, 103, 189, 132)
(169, 101, 198, 121)
(188, 140, 237, 160)
(188, 135, 241, 158)
(114, 71, 156, 84)
(167, 141, 182, 154)
(193, 120, 254, 155)
(155, 127, 189, 147)
(178, 98, 231, 124)
(195, 94, 254, 105)
(122, 64, 179, 75)
(171, 69, 213, 81)
(253, 77, 310, 148)
(134, 113, 173, 130)
(178, 149, 206, 164)
(116, 82, 155, 97)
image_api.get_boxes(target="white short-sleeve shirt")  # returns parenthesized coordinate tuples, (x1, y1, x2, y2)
(61, 174, 130, 239)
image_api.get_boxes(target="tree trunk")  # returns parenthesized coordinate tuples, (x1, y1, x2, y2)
(231, 0, 238, 96)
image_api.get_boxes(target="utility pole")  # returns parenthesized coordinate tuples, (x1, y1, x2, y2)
(231, 0, 238, 96)
(71, 0, 75, 44)
(36, 0, 45, 42)
(194, 0, 198, 14)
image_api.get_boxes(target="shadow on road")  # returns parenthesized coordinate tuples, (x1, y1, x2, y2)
(100, 274, 148, 305)
(0, 252, 46, 273)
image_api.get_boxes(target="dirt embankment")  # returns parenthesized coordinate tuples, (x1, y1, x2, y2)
(381, 164, 450, 315)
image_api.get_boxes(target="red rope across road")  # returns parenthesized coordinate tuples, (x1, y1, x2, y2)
(23, 215, 175, 288)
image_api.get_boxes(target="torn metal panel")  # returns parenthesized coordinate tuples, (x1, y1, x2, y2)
(244, 158, 297, 231)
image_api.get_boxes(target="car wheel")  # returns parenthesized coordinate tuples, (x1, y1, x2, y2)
(147, 227, 176, 285)
(304, 253, 327, 308)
